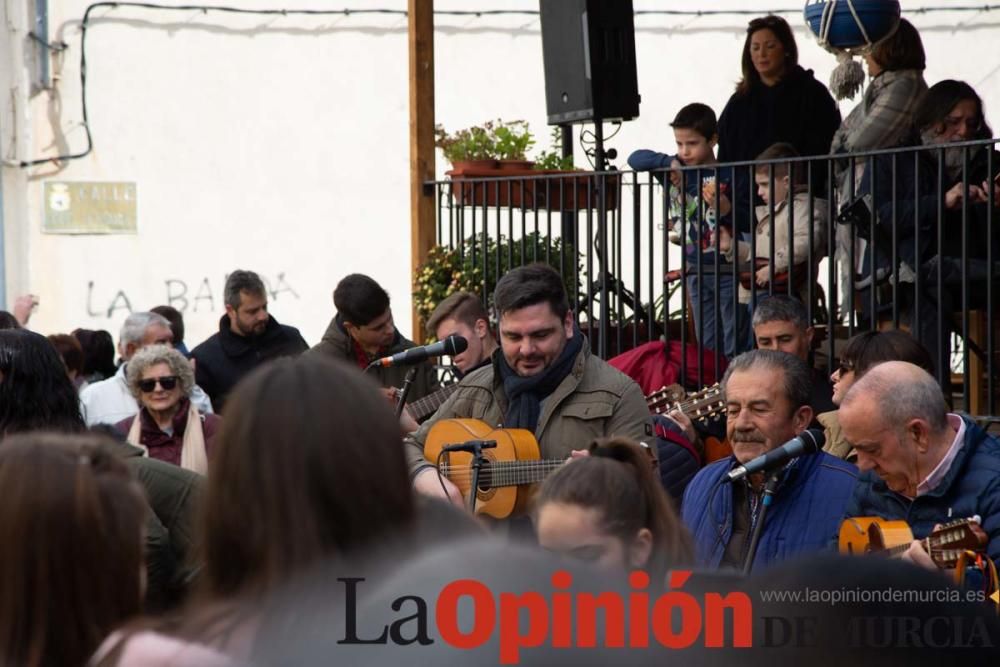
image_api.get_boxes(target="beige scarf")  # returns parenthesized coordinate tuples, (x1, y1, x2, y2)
(127, 401, 209, 475)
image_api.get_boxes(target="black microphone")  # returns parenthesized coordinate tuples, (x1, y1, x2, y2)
(369, 335, 468, 368)
(442, 439, 497, 454)
(727, 429, 825, 482)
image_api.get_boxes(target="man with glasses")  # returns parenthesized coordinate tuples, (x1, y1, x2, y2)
(309, 273, 440, 401)
(81, 311, 214, 426)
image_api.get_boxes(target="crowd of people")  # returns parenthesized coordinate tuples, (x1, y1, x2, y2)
(629, 14, 1000, 370)
(0, 11, 998, 665)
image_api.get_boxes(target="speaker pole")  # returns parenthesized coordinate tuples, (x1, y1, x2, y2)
(559, 123, 576, 249)
(594, 116, 609, 358)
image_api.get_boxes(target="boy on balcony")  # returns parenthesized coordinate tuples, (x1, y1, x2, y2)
(628, 103, 747, 359)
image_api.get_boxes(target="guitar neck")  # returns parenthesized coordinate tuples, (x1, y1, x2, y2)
(408, 383, 459, 422)
(486, 459, 566, 487)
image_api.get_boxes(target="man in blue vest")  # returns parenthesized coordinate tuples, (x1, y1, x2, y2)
(839, 361, 1000, 570)
(681, 349, 858, 571)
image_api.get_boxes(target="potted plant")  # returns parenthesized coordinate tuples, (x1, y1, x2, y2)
(414, 232, 582, 327)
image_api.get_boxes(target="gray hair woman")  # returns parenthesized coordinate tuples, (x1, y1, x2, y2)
(116, 344, 220, 474)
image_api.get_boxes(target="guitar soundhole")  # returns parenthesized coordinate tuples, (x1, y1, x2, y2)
(475, 455, 498, 502)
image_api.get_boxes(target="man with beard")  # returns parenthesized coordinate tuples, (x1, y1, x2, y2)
(681, 349, 857, 572)
(405, 263, 650, 515)
(191, 270, 308, 411)
(309, 273, 440, 402)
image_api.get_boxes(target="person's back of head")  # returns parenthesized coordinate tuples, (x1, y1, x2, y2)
(869, 18, 926, 73)
(73, 329, 118, 381)
(151, 305, 186, 347)
(47, 334, 85, 380)
(0, 433, 146, 666)
(0, 329, 85, 437)
(333, 274, 390, 327)
(533, 437, 693, 584)
(197, 356, 414, 601)
(755, 142, 806, 186)
(493, 263, 570, 321)
(0, 311, 20, 330)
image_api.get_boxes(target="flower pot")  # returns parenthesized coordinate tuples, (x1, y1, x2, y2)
(446, 164, 534, 208)
(449, 159, 499, 171)
(497, 159, 536, 171)
(804, 0, 899, 49)
(531, 171, 619, 212)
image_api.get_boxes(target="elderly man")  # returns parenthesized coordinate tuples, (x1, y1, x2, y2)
(681, 349, 857, 571)
(406, 263, 651, 510)
(81, 312, 213, 426)
(840, 362, 1000, 569)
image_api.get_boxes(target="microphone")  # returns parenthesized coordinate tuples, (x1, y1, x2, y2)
(369, 335, 468, 368)
(727, 429, 825, 482)
(442, 439, 497, 454)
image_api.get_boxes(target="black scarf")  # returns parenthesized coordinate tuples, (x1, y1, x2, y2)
(498, 329, 583, 432)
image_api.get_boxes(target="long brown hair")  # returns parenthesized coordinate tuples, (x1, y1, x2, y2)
(197, 356, 415, 601)
(533, 437, 694, 584)
(0, 433, 145, 666)
(736, 15, 798, 96)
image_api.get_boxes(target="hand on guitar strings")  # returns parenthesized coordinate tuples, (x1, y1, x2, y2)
(413, 467, 465, 510)
(379, 387, 420, 434)
(901, 523, 942, 572)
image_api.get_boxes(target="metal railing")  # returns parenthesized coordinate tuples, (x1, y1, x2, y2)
(427, 138, 999, 413)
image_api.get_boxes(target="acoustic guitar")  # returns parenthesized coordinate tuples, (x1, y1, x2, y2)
(423, 385, 725, 519)
(647, 382, 731, 463)
(839, 516, 988, 569)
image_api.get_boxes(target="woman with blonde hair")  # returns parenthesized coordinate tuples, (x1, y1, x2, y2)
(116, 344, 220, 474)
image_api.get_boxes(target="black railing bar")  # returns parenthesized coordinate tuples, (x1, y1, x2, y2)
(961, 147, 970, 409)
(868, 154, 877, 327)
(891, 152, 900, 328)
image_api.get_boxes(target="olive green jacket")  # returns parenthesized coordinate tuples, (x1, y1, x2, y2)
(404, 341, 651, 477)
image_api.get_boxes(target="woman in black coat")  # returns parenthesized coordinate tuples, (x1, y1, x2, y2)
(715, 15, 841, 237)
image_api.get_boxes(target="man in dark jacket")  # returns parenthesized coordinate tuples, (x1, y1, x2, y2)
(309, 273, 439, 401)
(191, 270, 308, 411)
(681, 349, 857, 572)
(840, 361, 1000, 570)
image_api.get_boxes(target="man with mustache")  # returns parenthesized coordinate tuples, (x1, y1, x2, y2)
(680, 349, 857, 571)
(404, 263, 651, 516)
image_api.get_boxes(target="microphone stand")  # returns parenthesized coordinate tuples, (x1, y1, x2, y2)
(467, 439, 492, 514)
(741, 471, 781, 575)
(394, 367, 418, 420)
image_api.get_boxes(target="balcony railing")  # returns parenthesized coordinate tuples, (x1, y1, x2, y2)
(426, 138, 999, 415)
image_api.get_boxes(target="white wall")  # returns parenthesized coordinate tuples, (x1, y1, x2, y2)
(3, 0, 997, 347)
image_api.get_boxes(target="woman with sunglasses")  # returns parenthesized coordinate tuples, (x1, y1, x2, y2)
(820, 330, 934, 461)
(116, 344, 220, 474)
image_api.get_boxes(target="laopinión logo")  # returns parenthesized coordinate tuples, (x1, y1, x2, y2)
(336, 570, 753, 664)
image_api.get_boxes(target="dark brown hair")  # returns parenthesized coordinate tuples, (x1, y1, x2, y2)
(334, 274, 391, 327)
(670, 102, 718, 141)
(493, 263, 570, 322)
(47, 333, 84, 376)
(736, 15, 798, 95)
(197, 356, 415, 601)
(754, 142, 807, 185)
(869, 19, 925, 72)
(426, 291, 491, 336)
(533, 437, 694, 584)
(913, 79, 991, 139)
(840, 329, 934, 377)
(0, 433, 145, 666)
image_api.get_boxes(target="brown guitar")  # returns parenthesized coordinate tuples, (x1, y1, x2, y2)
(839, 516, 988, 569)
(424, 418, 557, 519)
(646, 383, 731, 463)
(406, 383, 460, 423)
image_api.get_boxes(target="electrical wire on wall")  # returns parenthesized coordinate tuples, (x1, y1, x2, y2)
(14, 1, 1000, 168)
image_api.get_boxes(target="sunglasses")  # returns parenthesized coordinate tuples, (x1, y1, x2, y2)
(138, 375, 179, 393)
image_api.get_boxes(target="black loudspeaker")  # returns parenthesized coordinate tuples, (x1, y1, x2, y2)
(539, 0, 640, 125)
